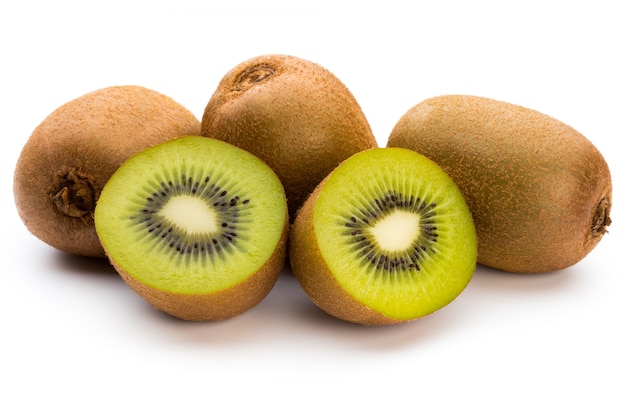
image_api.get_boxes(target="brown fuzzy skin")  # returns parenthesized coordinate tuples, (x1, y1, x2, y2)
(289, 177, 400, 326)
(113, 215, 289, 321)
(387, 95, 612, 273)
(201, 54, 378, 222)
(13, 86, 201, 257)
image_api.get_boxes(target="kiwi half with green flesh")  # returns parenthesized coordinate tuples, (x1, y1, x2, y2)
(289, 148, 477, 326)
(201, 54, 378, 222)
(94, 136, 288, 321)
(387, 95, 612, 273)
(13, 85, 201, 257)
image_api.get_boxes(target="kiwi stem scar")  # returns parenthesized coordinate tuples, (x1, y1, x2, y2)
(50, 168, 96, 220)
(234, 65, 275, 91)
(592, 196, 612, 235)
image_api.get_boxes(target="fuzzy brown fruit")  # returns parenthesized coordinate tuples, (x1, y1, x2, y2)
(14, 85, 201, 257)
(201, 54, 378, 221)
(387, 95, 612, 273)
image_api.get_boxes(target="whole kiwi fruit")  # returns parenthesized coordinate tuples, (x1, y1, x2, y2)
(387, 94, 612, 273)
(289, 147, 477, 325)
(94, 136, 289, 321)
(13, 85, 201, 257)
(201, 54, 378, 221)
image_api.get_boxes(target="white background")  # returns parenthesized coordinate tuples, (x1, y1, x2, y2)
(2, 1, 624, 416)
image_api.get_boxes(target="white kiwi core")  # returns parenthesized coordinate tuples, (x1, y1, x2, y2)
(160, 196, 218, 234)
(369, 210, 420, 252)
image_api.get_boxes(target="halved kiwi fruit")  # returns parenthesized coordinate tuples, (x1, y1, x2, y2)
(94, 135, 288, 321)
(201, 54, 378, 221)
(289, 148, 477, 325)
(13, 85, 201, 257)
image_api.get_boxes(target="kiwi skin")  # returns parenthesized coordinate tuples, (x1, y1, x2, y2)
(13, 85, 201, 257)
(113, 216, 289, 321)
(201, 54, 378, 222)
(387, 95, 612, 273)
(289, 175, 399, 326)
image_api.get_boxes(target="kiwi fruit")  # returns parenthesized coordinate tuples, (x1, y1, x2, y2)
(201, 54, 378, 221)
(13, 85, 201, 257)
(387, 94, 612, 273)
(289, 147, 477, 326)
(94, 135, 288, 321)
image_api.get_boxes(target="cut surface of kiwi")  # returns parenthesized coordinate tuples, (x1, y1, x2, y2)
(95, 135, 288, 320)
(289, 148, 477, 325)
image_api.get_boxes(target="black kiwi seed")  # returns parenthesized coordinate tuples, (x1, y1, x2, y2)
(343, 191, 438, 275)
(132, 171, 248, 260)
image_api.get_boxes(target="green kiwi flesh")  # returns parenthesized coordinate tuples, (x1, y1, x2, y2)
(201, 54, 378, 222)
(387, 95, 612, 273)
(13, 85, 201, 257)
(94, 136, 288, 321)
(289, 148, 477, 325)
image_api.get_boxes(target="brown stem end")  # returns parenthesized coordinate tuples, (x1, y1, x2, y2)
(50, 168, 97, 223)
